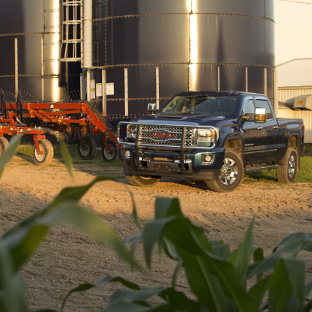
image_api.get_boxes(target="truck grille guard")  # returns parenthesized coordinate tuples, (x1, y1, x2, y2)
(117, 121, 218, 150)
(118, 122, 219, 174)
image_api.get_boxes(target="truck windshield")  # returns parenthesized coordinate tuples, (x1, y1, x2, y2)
(160, 95, 238, 118)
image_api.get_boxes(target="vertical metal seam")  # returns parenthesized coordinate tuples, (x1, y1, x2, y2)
(41, 36, 44, 101)
(15, 38, 18, 98)
(264, 0, 266, 65)
(105, 0, 108, 66)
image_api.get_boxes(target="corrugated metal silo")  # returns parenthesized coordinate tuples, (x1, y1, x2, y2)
(90, 0, 275, 117)
(0, 0, 67, 101)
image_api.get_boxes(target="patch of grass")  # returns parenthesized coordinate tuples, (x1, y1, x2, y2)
(54, 144, 122, 167)
(53, 144, 78, 158)
(17, 145, 33, 156)
(304, 143, 312, 156)
(244, 155, 312, 184)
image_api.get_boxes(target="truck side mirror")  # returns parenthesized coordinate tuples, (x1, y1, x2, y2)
(254, 107, 266, 123)
(147, 103, 158, 115)
(241, 107, 266, 123)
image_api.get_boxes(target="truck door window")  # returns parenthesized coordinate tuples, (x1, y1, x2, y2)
(255, 100, 273, 119)
(243, 99, 255, 115)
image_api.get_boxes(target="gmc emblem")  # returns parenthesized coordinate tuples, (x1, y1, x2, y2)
(153, 131, 175, 139)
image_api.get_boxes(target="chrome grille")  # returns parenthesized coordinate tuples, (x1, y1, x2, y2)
(138, 125, 194, 147)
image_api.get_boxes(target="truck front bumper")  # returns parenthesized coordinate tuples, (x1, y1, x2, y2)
(122, 145, 225, 181)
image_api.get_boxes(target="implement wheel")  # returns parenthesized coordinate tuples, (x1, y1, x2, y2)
(33, 139, 54, 166)
(0, 137, 9, 155)
(102, 139, 117, 162)
(78, 136, 97, 160)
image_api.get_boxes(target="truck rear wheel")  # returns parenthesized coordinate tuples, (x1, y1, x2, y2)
(205, 150, 243, 192)
(126, 175, 161, 187)
(0, 137, 9, 155)
(277, 147, 297, 183)
(78, 136, 97, 160)
(33, 139, 54, 166)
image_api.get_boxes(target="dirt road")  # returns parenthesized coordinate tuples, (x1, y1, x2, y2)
(0, 154, 311, 311)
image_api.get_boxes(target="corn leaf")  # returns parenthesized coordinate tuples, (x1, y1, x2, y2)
(61, 275, 142, 311)
(248, 232, 312, 278)
(229, 218, 254, 289)
(59, 139, 74, 182)
(268, 258, 293, 312)
(0, 135, 22, 179)
(248, 277, 270, 308)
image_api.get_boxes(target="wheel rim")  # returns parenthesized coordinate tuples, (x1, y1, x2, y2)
(35, 144, 46, 162)
(104, 144, 115, 160)
(79, 142, 90, 157)
(219, 157, 238, 186)
(288, 154, 296, 178)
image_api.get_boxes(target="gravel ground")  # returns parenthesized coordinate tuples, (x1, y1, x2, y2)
(0, 154, 311, 311)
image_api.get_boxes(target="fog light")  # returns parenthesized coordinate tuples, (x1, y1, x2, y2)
(201, 154, 214, 165)
(124, 150, 131, 158)
(205, 155, 212, 162)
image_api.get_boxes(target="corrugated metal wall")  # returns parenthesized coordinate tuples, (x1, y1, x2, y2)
(278, 87, 312, 103)
(278, 87, 312, 143)
(277, 107, 312, 143)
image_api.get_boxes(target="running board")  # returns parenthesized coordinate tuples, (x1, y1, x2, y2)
(244, 164, 279, 172)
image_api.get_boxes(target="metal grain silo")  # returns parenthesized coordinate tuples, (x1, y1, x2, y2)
(0, 0, 68, 102)
(88, 0, 275, 117)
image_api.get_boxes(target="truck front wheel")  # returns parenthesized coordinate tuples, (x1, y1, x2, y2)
(126, 175, 161, 187)
(205, 150, 243, 192)
(277, 147, 297, 183)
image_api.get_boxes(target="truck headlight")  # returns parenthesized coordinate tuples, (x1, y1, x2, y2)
(127, 124, 137, 139)
(197, 128, 218, 146)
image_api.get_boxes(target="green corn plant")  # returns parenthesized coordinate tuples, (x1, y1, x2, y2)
(0, 135, 137, 312)
(2, 135, 312, 312)
(61, 197, 312, 312)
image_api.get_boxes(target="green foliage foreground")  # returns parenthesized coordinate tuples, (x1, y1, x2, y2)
(1, 136, 312, 312)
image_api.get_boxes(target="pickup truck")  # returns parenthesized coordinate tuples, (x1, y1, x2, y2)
(117, 91, 305, 192)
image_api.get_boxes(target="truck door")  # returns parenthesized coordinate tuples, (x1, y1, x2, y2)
(255, 99, 279, 162)
(241, 98, 264, 164)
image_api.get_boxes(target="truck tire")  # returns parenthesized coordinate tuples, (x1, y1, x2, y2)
(0, 137, 9, 155)
(126, 175, 161, 187)
(277, 147, 297, 183)
(78, 136, 97, 160)
(33, 139, 54, 166)
(205, 150, 243, 192)
(102, 139, 117, 162)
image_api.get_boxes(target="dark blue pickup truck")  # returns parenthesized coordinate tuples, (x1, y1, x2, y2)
(117, 91, 305, 192)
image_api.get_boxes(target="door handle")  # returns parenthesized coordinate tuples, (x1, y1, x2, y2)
(273, 126, 278, 129)
(258, 126, 263, 130)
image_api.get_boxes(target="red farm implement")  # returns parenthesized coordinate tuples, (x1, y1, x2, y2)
(0, 91, 122, 165)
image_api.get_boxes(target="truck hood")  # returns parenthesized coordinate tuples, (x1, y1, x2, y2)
(135, 113, 230, 126)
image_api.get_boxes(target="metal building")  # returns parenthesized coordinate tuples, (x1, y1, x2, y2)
(277, 59, 312, 143)
(0, 0, 275, 119)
